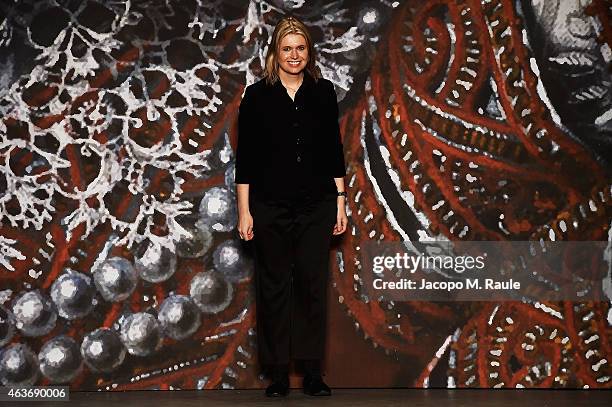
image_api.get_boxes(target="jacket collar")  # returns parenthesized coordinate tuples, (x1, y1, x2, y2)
(272, 70, 316, 95)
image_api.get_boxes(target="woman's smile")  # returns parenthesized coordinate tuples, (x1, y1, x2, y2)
(278, 33, 309, 75)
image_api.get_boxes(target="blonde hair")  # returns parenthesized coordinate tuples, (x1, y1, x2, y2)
(264, 16, 320, 85)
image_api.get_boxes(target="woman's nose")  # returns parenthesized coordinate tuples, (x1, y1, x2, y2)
(290, 49, 298, 58)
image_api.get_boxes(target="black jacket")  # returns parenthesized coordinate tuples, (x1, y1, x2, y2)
(235, 71, 346, 201)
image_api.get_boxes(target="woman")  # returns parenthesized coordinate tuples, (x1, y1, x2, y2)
(235, 16, 347, 397)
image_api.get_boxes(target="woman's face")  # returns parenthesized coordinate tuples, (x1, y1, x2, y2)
(277, 33, 309, 76)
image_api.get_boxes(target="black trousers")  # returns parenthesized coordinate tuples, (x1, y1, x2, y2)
(250, 194, 337, 373)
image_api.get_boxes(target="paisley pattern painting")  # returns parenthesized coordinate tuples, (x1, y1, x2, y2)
(0, 0, 610, 390)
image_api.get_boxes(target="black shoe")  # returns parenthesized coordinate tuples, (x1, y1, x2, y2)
(303, 374, 331, 396)
(265, 375, 289, 397)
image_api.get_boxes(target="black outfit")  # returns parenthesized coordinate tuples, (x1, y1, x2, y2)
(235, 71, 345, 375)
(235, 71, 346, 200)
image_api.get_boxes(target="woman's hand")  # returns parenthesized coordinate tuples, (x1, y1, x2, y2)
(236, 184, 253, 241)
(333, 197, 348, 235)
(238, 211, 254, 241)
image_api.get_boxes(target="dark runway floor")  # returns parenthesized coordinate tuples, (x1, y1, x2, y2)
(34, 388, 612, 406)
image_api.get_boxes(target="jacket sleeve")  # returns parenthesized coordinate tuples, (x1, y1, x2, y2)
(234, 85, 255, 184)
(326, 81, 346, 177)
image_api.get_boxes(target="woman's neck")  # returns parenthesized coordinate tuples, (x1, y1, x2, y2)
(278, 69, 304, 89)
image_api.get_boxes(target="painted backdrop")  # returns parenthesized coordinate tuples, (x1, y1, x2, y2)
(0, 0, 610, 390)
